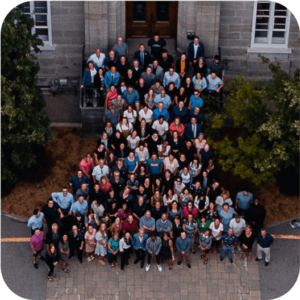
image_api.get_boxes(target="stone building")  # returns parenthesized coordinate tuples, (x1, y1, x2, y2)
(29, 0, 299, 87)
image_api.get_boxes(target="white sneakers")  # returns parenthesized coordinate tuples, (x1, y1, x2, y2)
(145, 264, 162, 272)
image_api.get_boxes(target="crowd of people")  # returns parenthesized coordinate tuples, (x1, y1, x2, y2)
(28, 34, 272, 282)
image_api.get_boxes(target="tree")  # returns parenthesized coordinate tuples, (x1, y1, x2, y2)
(1, 5, 51, 196)
(208, 57, 299, 186)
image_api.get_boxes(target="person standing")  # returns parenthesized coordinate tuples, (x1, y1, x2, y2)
(160, 232, 175, 270)
(199, 229, 212, 264)
(220, 228, 238, 263)
(85, 224, 97, 262)
(255, 228, 273, 266)
(119, 231, 133, 272)
(68, 225, 84, 263)
(133, 228, 148, 268)
(46, 244, 58, 282)
(112, 37, 129, 61)
(176, 231, 191, 268)
(188, 36, 205, 70)
(58, 233, 70, 274)
(30, 228, 45, 269)
(209, 218, 223, 254)
(145, 233, 163, 272)
(107, 233, 120, 268)
(147, 34, 166, 59)
(239, 225, 256, 263)
(235, 188, 253, 221)
(95, 223, 108, 265)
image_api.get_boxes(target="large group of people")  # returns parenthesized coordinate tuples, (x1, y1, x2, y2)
(28, 34, 272, 282)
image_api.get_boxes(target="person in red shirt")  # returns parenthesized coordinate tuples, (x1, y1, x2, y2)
(122, 214, 138, 235)
(79, 154, 94, 179)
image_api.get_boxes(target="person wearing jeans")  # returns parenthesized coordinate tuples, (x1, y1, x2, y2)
(176, 231, 191, 268)
(133, 228, 148, 268)
(145, 233, 162, 272)
(255, 228, 273, 266)
(220, 228, 238, 263)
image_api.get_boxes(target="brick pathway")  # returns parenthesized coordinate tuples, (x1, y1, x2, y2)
(45, 246, 261, 300)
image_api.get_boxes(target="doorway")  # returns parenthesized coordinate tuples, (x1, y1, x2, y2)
(126, 1, 178, 39)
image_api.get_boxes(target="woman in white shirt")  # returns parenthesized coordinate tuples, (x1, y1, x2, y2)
(209, 218, 223, 254)
(123, 105, 137, 125)
(116, 117, 133, 138)
(119, 231, 133, 272)
(139, 106, 153, 124)
(127, 130, 140, 150)
(163, 188, 178, 207)
(189, 158, 202, 183)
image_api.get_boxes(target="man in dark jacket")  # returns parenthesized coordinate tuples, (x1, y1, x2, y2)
(133, 44, 151, 70)
(188, 36, 205, 69)
(255, 228, 273, 266)
(147, 34, 166, 59)
(176, 231, 191, 268)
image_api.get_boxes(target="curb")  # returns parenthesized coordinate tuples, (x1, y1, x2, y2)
(50, 122, 82, 128)
(1, 211, 28, 223)
(266, 215, 300, 229)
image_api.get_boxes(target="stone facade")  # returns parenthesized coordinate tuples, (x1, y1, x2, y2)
(36, 1, 299, 86)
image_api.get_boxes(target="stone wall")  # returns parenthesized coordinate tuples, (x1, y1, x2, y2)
(36, 1, 85, 86)
(177, 1, 220, 59)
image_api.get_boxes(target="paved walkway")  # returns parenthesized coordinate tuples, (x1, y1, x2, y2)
(45, 247, 261, 300)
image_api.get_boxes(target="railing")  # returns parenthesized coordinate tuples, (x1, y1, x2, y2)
(80, 87, 106, 108)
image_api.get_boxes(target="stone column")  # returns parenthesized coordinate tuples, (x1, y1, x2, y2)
(177, 1, 220, 59)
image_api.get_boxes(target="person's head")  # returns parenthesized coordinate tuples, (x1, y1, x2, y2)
(133, 59, 139, 68)
(198, 132, 204, 141)
(151, 152, 158, 161)
(204, 143, 210, 152)
(158, 115, 165, 124)
(138, 227, 145, 237)
(127, 69, 133, 76)
(154, 78, 160, 86)
(115, 216, 121, 224)
(180, 230, 187, 239)
(187, 213, 193, 223)
(160, 88, 166, 98)
(187, 201, 194, 211)
(145, 210, 151, 220)
(153, 34, 159, 42)
(95, 47, 101, 56)
(122, 202, 128, 211)
(128, 150, 135, 159)
(139, 77, 145, 86)
(211, 72, 217, 79)
(165, 169, 171, 178)
(99, 158, 105, 167)
(110, 66, 116, 74)
(234, 214, 241, 223)
(243, 188, 249, 196)
(212, 180, 219, 189)
(120, 55, 126, 64)
(183, 166, 189, 174)
(117, 159, 123, 166)
(109, 50, 115, 59)
(138, 196, 144, 206)
(155, 200, 161, 209)
(127, 214, 134, 224)
(161, 212, 167, 221)
(171, 200, 178, 210)
(62, 233, 68, 243)
(138, 184, 145, 193)
(167, 188, 173, 197)
(117, 36, 123, 45)
(222, 203, 229, 212)
(150, 232, 157, 241)
(245, 225, 252, 235)
(113, 233, 119, 241)
(139, 164, 146, 174)
(180, 52, 186, 61)
(214, 55, 220, 64)
(199, 215, 206, 224)
(47, 198, 54, 208)
(204, 229, 210, 237)
(140, 118, 146, 128)
(183, 187, 189, 195)
(179, 153, 186, 161)
(124, 186, 131, 194)
(139, 44, 145, 52)
(87, 61, 94, 70)
(49, 243, 56, 255)
(261, 228, 267, 238)
(88, 223, 94, 233)
(34, 228, 41, 237)
(62, 186, 68, 196)
(192, 157, 199, 166)
(174, 117, 181, 126)
(72, 225, 78, 233)
(194, 90, 200, 99)
(101, 176, 109, 186)
(77, 170, 83, 179)
(186, 77, 191, 84)
(52, 223, 58, 233)
(158, 102, 164, 111)
(227, 227, 233, 236)
(172, 130, 179, 139)
(81, 182, 87, 191)
(129, 173, 135, 182)
(98, 143, 105, 153)
(176, 177, 182, 185)
(193, 36, 199, 45)
(33, 209, 40, 217)
(198, 57, 204, 65)
(254, 197, 260, 206)
(178, 101, 184, 109)
(98, 68, 104, 77)
(191, 117, 197, 125)
(161, 49, 168, 59)
(78, 195, 84, 204)
(179, 86, 185, 94)
(146, 66, 152, 75)
(196, 72, 202, 80)
(169, 67, 174, 76)
(186, 140, 192, 148)
(209, 202, 215, 210)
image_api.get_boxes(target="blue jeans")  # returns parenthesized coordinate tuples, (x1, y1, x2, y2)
(221, 245, 234, 259)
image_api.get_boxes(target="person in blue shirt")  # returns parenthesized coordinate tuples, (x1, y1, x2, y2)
(219, 203, 235, 232)
(146, 153, 164, 180)
(206, 72, 224, 93)
(154, 89, 172, 109)
(256, 228, 274, 266)
(199, 144, 214, 166)
(122, 86, 140, 110)
(235, 189, 253, 222)
(220, 228, 238, 263)
(139, 210, 156, 235)
(52, 187, 75, 216)
(104, 66, 120, 89)
(188, 90, 203, 110)
(133, 228, 148, 268)
(70, 195, 88, 217)
(27, 209, 44, 235)
(171, 100, 188, 123)
(153, 102, 170, 121)
(124, 151, 139, 173)
(69, 170, 90, 194)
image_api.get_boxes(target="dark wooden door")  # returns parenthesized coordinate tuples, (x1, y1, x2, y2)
(126, 1, 178, 38)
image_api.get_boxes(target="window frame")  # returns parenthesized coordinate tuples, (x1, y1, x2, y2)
(251, 1, 291, 49)
(22, 1, 52, 46)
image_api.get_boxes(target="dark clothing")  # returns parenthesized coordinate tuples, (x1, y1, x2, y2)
(111, 164, 128, 181)
(248, 204, 266, 234)
(181, 82, 194, 103)
(46, 253, 57, 277)
(199, 149, 214, 165)
(105, 58, 118, 70)
(187, 42, 205, 62)
(147, 38, 167, 58)
(150, 207, 165, 221)
(133, 50, 151, 70)
(172, 221, 183, 244)
(135, 84, 149, 107)
(109, 134, 127, 151)
(110, 177, 125, 196)
(132, 202, 147, 220)
(189, 111, 205, 124)
(114, 146, 130, 160)
(46, 230, 60, 249)
(193, 63, 208, 78)
(238, 231, 256, 250)
(162, 177, 175, 192)
(42, 203, 60, 228)
(89, 189, 104, 204)
(68, 231, 84, 263)
(175, 58, 190, 75)
(132, 66, 144, 81)
(116, 61, 131, 78)
(207, 185, 221, 203)
(147, 137, 162, 154)
(183, 146, 197, 163)
(257, 232, 273, 248)
(124, 75, 137, 88)
(161, 238, 172, 260)
(221, 233, 238, 247)
(168, 136, 184, 152)
(171, 105, 188, 123)
(69, 174, 90, 193)
(121, 247, 131, 270)
(207, 60, 226, 79)
(159, 55, 174, 73)
(135, 249, 146, 262)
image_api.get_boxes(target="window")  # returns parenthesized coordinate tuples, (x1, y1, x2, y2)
(21, 1, 52, 46)
(251, 1, 291, 48)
